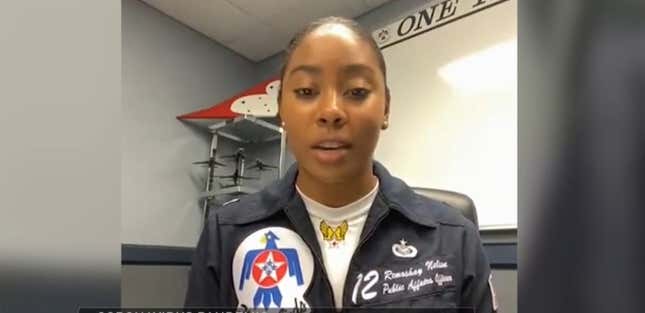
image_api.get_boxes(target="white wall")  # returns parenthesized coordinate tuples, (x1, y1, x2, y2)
(374, 0, 517, 229)
(122, 0, 260, 247)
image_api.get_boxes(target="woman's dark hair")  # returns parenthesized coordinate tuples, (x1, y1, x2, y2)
(277, 16, 390, 105)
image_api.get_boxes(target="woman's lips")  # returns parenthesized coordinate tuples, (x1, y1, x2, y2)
(311, 140, 351, 164)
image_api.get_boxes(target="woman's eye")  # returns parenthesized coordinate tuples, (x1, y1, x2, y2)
(347, 88, 370, 99)
(294, 88, 316, 98)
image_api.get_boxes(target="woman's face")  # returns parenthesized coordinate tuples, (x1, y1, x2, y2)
(279, 24, 389, 184)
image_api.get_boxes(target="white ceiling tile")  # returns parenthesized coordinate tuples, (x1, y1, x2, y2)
(228, 0, 302, 22)
(141, 0, 391, 62)
(227, 23, 291, 61)
(364, 0, 392, 9)
(267, 0, 374, 34)
(144, 0, 253, 44)
(141, 0, 182, 17)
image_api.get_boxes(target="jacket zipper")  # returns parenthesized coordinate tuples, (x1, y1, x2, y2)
(284, 212, 336, 309)
(340, 208, 391, 310)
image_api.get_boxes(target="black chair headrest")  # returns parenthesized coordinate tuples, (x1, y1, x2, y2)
(412, 187, 479, 228)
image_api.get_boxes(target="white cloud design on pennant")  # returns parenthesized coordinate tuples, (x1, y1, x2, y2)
(230, 81, 280, 117)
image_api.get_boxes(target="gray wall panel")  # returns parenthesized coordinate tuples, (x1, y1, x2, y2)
(121, 265, 190, 307)
(122, 0, 260, 247)
(492, 269, 517, 313)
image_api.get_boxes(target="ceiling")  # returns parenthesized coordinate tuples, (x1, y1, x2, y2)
(141, 0, 391, 62)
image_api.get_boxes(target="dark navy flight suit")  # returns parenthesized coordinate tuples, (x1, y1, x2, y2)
(185, 161, 496, 312)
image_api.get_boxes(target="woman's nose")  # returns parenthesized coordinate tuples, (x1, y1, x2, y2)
(316, 91, 347, 128)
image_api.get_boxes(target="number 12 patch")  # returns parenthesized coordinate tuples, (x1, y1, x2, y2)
(350, 255, 456, 305)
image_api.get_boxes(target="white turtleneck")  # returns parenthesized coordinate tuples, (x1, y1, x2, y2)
(295, 180, 379, 310)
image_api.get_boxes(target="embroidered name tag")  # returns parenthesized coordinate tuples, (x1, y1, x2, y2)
(350, 255, 456, 305)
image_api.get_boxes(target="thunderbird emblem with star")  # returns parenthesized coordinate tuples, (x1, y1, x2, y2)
(239, 230, 305, 309)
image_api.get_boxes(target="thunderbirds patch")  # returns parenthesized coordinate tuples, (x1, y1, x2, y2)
(232, 227, 314, 310)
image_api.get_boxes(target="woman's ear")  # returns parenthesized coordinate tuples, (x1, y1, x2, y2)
(277, 85, 285, 127)
(385, 86, 391, 115)
(278, 112, 284, 128)
(382, 87, 390, 130)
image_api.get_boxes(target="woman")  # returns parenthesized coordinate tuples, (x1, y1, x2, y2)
(185, 17, 496, 312)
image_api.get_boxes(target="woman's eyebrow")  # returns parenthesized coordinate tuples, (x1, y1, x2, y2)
(288, 64, 321, 76)
(342, 64, 376, 77)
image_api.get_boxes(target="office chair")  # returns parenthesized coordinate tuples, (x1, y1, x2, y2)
(412, 187, 479, 228)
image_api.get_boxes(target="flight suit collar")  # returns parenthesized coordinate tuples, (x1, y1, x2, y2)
(372, 161, 439, 228)
(222, 160, 439, 229)
(276, 160, 439, 229)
